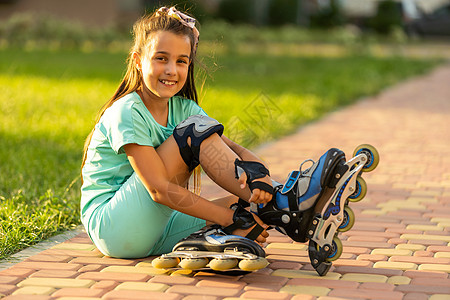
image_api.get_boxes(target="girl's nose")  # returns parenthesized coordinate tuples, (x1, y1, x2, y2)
(165, 61, 176, 75)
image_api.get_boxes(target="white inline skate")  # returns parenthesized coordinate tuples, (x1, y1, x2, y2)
(152, 224, 268, 272)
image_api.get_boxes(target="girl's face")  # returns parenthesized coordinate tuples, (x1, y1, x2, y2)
(136, 30, 191, 102)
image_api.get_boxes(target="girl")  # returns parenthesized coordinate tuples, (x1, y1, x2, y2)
(80, 7, 273, 258)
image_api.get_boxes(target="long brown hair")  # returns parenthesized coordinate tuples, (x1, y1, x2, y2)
(82, 8, 202, 193)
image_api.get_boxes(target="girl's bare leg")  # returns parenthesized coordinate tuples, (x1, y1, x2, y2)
(156, 134, 252, 203)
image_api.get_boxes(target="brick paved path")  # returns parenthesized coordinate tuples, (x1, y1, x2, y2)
(1, 65, 449, 299)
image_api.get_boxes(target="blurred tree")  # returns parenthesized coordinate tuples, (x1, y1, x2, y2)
(369, 0, 403, 34)
(310, 0, 345, 28)
(268, 0, 298, 25)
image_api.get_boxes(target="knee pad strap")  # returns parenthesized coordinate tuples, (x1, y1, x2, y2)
(173, 114, 224, 171)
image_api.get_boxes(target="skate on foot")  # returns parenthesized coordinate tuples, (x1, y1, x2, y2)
(254, 144, 379, 276)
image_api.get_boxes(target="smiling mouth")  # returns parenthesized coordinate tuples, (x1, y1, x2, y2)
(160, 79, 177, 86)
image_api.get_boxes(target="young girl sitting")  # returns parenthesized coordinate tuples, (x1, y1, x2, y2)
(80, 6, 272, 259)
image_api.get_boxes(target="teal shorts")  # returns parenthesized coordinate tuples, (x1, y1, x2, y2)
(85, 172, 206, 258)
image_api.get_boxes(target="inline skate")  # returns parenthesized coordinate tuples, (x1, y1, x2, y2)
(152, 224, 268, 272)
(255, 144, 379, 276)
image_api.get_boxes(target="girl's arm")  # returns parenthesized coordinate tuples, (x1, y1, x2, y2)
(123, 143, 268, 242)
(221, 135, 273, 204)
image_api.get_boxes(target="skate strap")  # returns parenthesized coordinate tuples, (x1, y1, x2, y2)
(223, 203, 265, 241)
(234, 159, 273, 194)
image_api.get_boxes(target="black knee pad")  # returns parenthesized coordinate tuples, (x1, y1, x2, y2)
(173, 114, 224, 171)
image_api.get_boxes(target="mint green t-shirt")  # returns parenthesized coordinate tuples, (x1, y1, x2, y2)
(80, 92, 206, 226)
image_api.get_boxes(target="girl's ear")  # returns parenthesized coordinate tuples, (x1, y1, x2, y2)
(132, 52, 142, 70)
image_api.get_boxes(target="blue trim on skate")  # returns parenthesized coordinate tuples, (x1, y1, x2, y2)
(323, 178, 350, 220)
(356, 148, 373, 169)
(209, 234, 252, 244)
(281, 171, 300, 194)
(348, 180, 361, 199)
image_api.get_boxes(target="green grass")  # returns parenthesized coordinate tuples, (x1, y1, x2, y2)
(0, 44, 440, 260)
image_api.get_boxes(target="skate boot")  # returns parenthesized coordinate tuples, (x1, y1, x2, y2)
(152, 204, 269, 272)
(237, 144, 379, 276)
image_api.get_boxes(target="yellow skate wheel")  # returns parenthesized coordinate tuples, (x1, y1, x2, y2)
(238, 257, 269, 271)
(348, 176, 367, 202)
(209, 258, 238, 271)
(178, 257, 208, 270)
(353, 144, 379, 173)
(327, 236, 343, 262)
(151, 256, 179, 269)
(338, 206, 355, 232)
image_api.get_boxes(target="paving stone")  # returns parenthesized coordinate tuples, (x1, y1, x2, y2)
(435, 252, 450, 258)
(389, 255, 450, 265)
(40, 249, 103, 257)
(386, 276, 411, 285)
(100, 265, 168, 275)
(77, 272, 149, 282)
(166, 285, 240, 297)
(371, 249, 412, 257)
(240, 290, 292, 299)
(243, 283, 284, 291)
(356, 254, 387, 262)
(196, 279, 246, 289)
(359, 282, 395, 291)
(334, 266, 403, 277)
(406, 224, 444, 231)
(411, 277, 450, 287)
(78, 264, 104, 273)
(114, 282, 169, 292)
(17, 278, 94, 289)
(29, 270, 78, 278)
(400, 234, 450, 242)
(266, 255, 310, 264)
(340, 273, 388, 283)
(102, 290, 182, 300)
(51, 243, 96, 251)
(373, 261, 417, 271)
(2, 295, 52, 300)
(0, 284, 17, 295)
(413, 250, 434, 257)
(268, 261, 302, 270)
(12, 286, 55, 295)
(25, 255, 72, 263)
(12, 262, 81, 271)
(429, 295, 450, 300)
(395, 284, 450, 294)
(287, 278, 359, 289)
(279, 285, 330, 297)
(183, 296, 218, 300)
(0, 277, 21, 285)
(403, 270, 448, 279)
(418, 264, 450, 273)
(328, 288, 404, 300)
(0, 268, 35, 278)
(51, 287, 106, 298)
(266, 243, 308, 250)
(69, 257, 135, 266)
(90, 280, 119, 291)
(149, 275, 197, 285)
(271, 269, 341, 280)
(240, 273, 288, 285)
(402, 292, 429, 300)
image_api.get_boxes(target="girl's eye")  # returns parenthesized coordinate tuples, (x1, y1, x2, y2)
(155, 56, 166, 61)
(178, 59, 188, 64)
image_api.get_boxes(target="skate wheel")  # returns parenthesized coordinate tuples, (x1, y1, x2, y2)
(353, 144, 379, 173)
(151, 256, 179, 269)
(178, 257, 208, 270)
(238, 257, 269, 271)
(209, 258, 238, 271)
(326, 236, 343, 262)
(338, 206, 355, 232)
(348, 176, 367, 202)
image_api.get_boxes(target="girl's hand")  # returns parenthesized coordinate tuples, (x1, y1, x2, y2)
(232, 214, 270, 244)
(238, 173, 273, 204)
